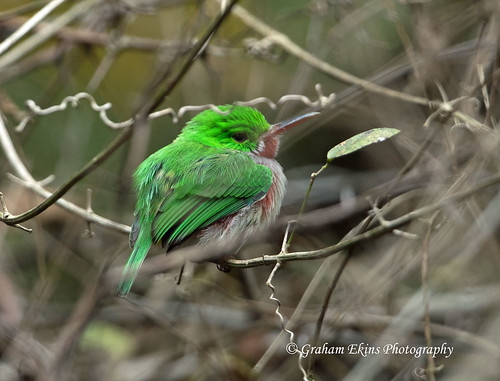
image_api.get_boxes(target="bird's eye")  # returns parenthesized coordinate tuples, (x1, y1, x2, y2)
(232, 132, 248, 143)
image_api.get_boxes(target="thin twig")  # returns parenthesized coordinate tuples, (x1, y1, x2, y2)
(145, 0, 239, 115)
(232, 4, 488, 130)
(225, 171, 500, 268)
(0, 0, 69, 57)
(15, 85, 334, 132)
(265, 222, 309, 380)
(232, 4, 428, 106)
(422, 213, 439, 381)
(287, 162, 329, 247)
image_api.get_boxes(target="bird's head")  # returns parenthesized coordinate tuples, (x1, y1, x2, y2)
(178, 105, 318, 158)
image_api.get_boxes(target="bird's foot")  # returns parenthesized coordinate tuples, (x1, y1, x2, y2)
(216, 261, 232, 273)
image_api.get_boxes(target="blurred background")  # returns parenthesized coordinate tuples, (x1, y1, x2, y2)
(1, 0, 500, 380)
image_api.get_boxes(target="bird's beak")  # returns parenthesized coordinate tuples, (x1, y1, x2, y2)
(269, 111, 320, 136)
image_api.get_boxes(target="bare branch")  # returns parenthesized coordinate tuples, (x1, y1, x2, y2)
(225, 172, 500, 268)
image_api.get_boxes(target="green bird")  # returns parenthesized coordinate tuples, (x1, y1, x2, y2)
(117, 105, 318, 296)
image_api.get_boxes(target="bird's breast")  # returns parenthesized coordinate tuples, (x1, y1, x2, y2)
(198, 156, 286, 245)
(253, 156, 286, 222)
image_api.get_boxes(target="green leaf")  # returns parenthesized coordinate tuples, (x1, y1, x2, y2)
(327, 128, 400, 162)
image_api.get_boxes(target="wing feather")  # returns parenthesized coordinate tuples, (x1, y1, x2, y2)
(150, 151, 272, 248)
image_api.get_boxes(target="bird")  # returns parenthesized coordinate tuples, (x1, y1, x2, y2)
(116, 105, 318, 296)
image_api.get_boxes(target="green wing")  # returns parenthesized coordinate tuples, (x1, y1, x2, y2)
(149, 152, 272, 249)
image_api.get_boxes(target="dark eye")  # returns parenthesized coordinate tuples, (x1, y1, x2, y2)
(232, 132, 248, 143)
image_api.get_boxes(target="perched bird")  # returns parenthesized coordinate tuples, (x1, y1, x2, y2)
(117, 105, 318, 296)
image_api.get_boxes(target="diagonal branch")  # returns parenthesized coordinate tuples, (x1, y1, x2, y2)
(144, 0, 239, 115)
(0, 113, 130, 233)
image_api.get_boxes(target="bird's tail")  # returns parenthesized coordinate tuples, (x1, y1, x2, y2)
(116, 233, 151, 297)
